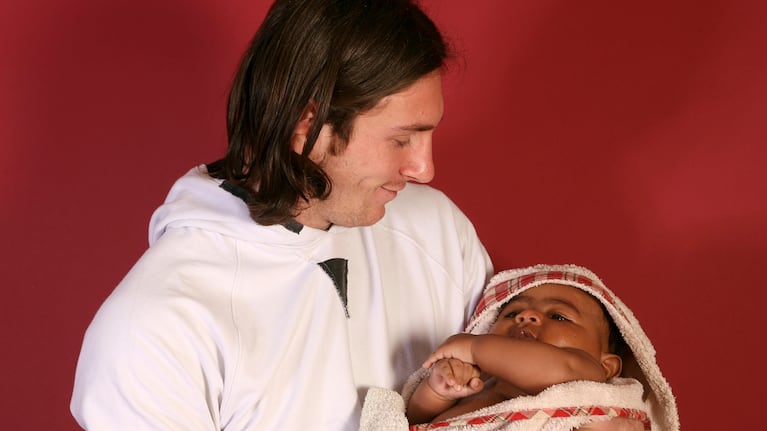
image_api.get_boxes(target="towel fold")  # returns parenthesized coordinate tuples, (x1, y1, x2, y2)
(362, 377, 649, 431)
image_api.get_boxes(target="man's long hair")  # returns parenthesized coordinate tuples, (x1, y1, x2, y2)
(207, 0, 450, 225)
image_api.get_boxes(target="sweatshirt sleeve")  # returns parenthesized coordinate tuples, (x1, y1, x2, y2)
(71, 233, 237, 430)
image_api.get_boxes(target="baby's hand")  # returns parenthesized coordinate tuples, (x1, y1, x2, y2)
(426, 358, 484, 400)
(422, 333, 477, 369)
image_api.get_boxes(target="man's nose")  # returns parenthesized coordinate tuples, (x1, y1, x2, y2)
(401, 137, 435, 183)
(515, 309, 542, 325)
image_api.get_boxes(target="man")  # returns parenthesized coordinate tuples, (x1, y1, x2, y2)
(71, 0, 492, 429)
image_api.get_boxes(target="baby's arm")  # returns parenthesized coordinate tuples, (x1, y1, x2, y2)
(406, 358, 483, 424)
(423, 333, 608, 394)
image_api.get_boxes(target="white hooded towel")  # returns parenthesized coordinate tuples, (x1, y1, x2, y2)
(360, 264, 679, 431)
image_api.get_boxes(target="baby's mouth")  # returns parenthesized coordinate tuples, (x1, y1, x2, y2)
(511, 328, 537, 340)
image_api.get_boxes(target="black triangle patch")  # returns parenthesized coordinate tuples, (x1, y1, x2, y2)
(318, 258, 349, 318)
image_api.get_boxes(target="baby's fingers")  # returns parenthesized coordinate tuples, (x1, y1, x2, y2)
(422, 351, 449, 369)
(421, 334, 476, 369)
(441, 362, 483, 397)
(468, 376, 484, 392)
(423, 354, 464, 370)
(449, 360, 481, 386)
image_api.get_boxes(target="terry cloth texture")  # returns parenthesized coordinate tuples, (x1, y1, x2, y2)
(360, 264, 679, 431)
(364, 377, 649, 431)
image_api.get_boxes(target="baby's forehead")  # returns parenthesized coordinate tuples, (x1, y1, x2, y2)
(502, 283, 606, 314)
(512, 282, 597, 301)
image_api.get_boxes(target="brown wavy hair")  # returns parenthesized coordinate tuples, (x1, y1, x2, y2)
(206, 0, 451, 225)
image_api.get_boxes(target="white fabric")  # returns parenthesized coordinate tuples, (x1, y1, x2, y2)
(70, 165, 493, 431)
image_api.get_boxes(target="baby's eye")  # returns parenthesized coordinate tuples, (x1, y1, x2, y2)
(549, 313, 569, 322)
(502, 310, 520, 319)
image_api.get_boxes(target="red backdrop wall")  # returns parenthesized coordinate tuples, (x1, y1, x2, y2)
(2, 1, 765, 429)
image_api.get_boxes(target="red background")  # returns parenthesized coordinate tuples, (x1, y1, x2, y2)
(2, 1, 765, 429)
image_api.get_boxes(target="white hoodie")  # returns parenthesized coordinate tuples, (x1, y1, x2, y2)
(71, 165, 492, 430)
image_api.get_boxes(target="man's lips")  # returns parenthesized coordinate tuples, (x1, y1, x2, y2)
(381, 184, 406, 201)
(382, 183, 406, 193)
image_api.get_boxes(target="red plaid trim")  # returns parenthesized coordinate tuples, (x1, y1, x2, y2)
(471, 269, 629, 327)
(409, 406, 651, 430)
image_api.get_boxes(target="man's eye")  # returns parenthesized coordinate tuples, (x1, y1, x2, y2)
(394, 139, 410, 147)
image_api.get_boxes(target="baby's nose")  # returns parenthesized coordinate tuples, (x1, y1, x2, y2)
(515, 309, 542, 325)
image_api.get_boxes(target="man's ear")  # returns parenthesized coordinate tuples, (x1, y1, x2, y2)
(600, 353, 623, 380)
(291, 100, 318, 154)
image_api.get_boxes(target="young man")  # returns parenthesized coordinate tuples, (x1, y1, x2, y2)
(70, 1, 492, 429)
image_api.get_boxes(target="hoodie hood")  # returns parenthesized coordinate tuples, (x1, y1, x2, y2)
(148, 165, 337, 247)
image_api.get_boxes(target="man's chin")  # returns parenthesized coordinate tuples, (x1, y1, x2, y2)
(339, 209, 386, 228)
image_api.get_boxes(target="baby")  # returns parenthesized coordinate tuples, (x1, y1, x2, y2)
(407, 280, 624, 424)
(360, 264, 679, 431)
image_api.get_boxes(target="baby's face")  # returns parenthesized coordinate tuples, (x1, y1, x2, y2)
(489, 283, 612, 362)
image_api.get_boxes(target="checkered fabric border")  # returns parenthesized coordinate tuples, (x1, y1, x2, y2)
(409, 406, 651, 430)
(471, 269, 627, 326)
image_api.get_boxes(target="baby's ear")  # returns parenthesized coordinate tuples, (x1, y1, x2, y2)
(600, 353, 623, 380)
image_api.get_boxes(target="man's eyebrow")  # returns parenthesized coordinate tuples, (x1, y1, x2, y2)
(393, 123, 438, 132)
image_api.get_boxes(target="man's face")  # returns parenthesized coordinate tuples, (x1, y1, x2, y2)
(295, 71, 444, 229)
(489, 283, 613, 362)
